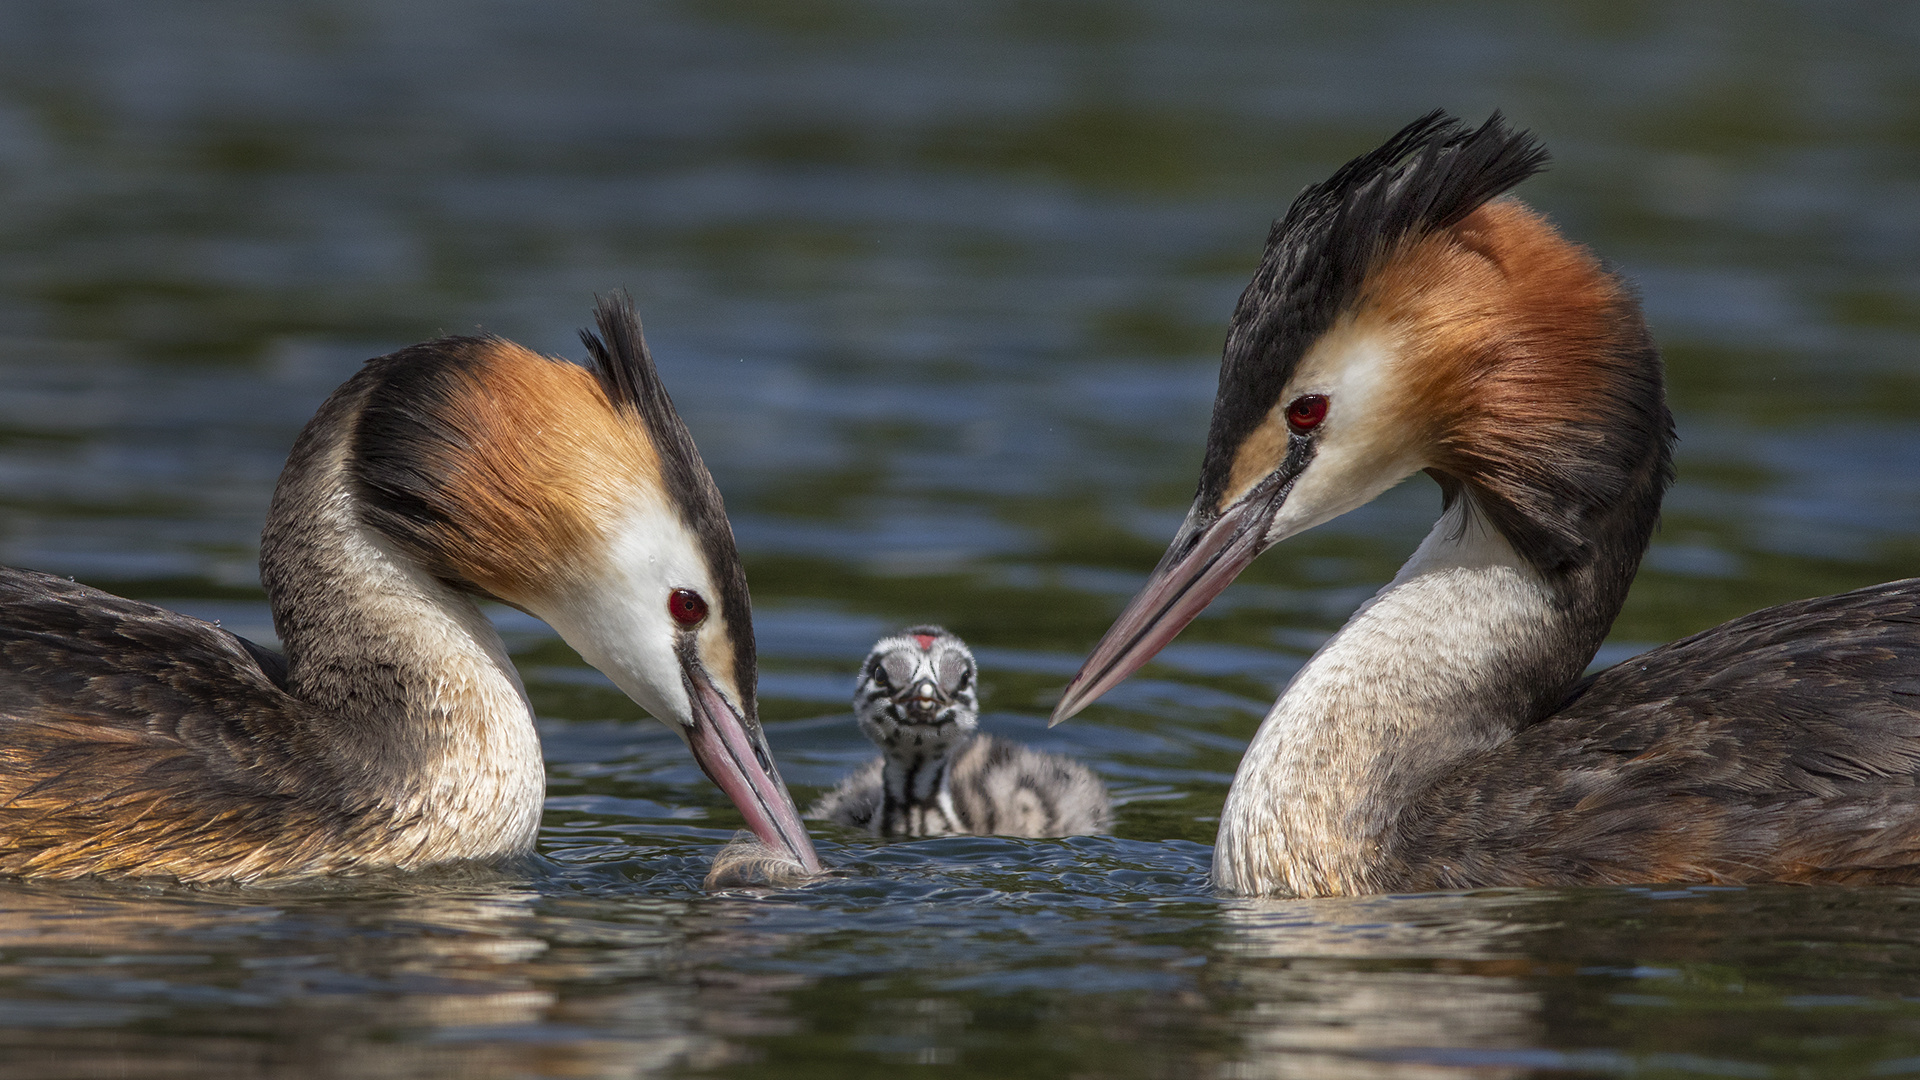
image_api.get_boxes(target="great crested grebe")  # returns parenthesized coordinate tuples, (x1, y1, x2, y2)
(811, 627, 1109, 837)
(0, 295, 821, 882)
(1052, 111, 1920, 898)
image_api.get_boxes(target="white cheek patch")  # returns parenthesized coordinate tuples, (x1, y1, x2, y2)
(531, 494, 717, 731)
(1264, 323, 1428, 544)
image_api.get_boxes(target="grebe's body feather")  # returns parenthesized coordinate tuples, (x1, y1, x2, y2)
(0, 569, 410, 880)
(1397, 580, 1920, 891)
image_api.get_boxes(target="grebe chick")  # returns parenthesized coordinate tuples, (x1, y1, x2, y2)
(1054, 112, 1920, 898)
(810, 627, 1110, 837)
(0, 295, 820, 882)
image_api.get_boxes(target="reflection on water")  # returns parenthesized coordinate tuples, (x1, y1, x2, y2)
(0, 0, 1919, 1076)
(0, 876, 696, 1078)
(16, 871, 1907, 1079)
(1220, 896, 1547, 1080)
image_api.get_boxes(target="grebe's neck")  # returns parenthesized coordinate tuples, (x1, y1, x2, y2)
(1214, 495, 1611, 897)
(259, 385, 545, 864)
(878, 741, 963, 835)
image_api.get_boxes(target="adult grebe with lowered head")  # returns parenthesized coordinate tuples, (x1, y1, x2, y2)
(0, 295, 820, 882)
(1053, 111, 1920, 898)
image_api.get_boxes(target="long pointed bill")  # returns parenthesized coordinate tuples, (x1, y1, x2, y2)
(1051, 481, 1288, 725)
(684, 664, 823, 874)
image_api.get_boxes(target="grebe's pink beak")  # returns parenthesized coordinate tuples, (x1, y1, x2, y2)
(1052, 475, 1289, 726)
(683, 660, 822, 874)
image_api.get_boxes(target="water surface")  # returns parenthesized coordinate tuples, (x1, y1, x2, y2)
(1, 2, 1919, 1076)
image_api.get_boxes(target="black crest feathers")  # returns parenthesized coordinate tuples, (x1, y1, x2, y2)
(580, 292, 683, 460)
(1197, 112, 1550, 510)
(580, 295, 729, 554)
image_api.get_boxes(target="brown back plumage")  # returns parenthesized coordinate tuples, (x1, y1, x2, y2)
(0, 569, 402, 880)
(1391, 579, 1920, 890)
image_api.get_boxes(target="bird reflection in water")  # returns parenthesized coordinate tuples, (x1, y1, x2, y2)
(1213, 894, 1546, 1079)
(0, 872, 723, 1078)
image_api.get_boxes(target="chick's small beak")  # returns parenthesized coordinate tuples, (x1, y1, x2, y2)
(682, 659, 822, 874)
(1051, 473, 1293, 726)
(903, 678, 943, 719)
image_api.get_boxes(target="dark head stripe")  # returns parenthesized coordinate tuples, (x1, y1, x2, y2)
(346, 335, 504, 594)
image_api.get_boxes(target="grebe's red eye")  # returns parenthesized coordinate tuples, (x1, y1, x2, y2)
(668, 588, 709, 627)
(1286, 394, 1329, 433)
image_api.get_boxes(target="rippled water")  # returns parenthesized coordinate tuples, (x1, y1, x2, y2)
(1, 2, 1920, 1076)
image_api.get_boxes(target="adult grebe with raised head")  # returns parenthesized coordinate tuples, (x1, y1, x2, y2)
(1053, 111, 1920, 897)
(0, 295, 820, 882)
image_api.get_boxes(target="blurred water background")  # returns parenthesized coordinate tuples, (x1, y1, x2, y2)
(0, 1, 1919, 1076)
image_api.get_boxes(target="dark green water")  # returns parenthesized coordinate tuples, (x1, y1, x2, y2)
(1, 1, 1919, 1076)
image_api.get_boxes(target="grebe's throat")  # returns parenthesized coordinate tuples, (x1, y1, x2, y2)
(1215, 497, 1576, 895)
